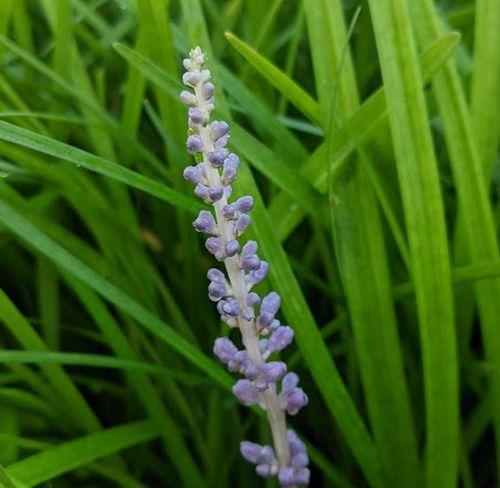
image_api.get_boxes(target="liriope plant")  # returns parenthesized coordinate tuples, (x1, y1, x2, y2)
(180, 47, 310, 487)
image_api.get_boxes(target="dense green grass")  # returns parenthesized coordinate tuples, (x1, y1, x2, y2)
(0, 0, 498, 486)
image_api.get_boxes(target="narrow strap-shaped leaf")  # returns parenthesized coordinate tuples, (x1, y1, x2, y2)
(267, 33, 460, 243)
(304, 1, 419, 485)
(6, 420, 157, 485)
(0, 198, 232, 390)
(224, 31, 321, 124)
(412, 3, 500, 477)
(0, 120, 202, 214)
(367, 1, 459, 486)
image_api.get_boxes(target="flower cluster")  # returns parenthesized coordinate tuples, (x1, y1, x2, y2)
(181, 47, 309, 487)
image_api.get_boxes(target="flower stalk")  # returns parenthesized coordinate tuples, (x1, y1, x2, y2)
(180, 47, 310, 487)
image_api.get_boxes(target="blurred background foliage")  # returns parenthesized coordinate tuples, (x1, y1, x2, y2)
(0, 0, 498, 487)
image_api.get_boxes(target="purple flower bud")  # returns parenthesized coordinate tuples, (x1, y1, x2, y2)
(261, 361, 287, 382)
(247, 261, 269, 286)
(292, 453, 309, 470)
(210, 121, 229, 140)
(282, 387, 308, 415)
(194, 184, 210, 201)
(221, 168, 237, 186)
(246, 292, 260, 307)
(279, 467, 295, 487)
(180, 90, 196, 106)
(242, 240, 258, 256)
(215, 133, 229, 148)
(234, 214, 251, 235)
(224, 239, 240, 257)
(208, 280, 227, 301)
(209, 187, 224, 202)
(188, 108, 207, 125)
(256, 464, 272, 477)
(183, 165, 205, 184)
(282, 373, 300, 393)
(182, 72, 200, 87)
(205, 237, 222, 255)
(293, 468, 310, 485)
(240, 441, 275, 465)
(242, 308, 255, 321)
(241, 254, 261, 271)
(219, 299, 240, 316)
(186, 134, 203, 154)
(244, 363, 259, 379)
(221, 154, 239, 185)
(213, 337, 238, 363)
(207, 268, 225, 283)
(287, 429, 306, 456)
(234, 196, 254, 213)
(207, 150, 228, 168)
(193, 210, 217, 234)
(233, 380, 261, 405)
(261, 292, 280, 315)
(221, 204, 235, 219)
(268, 326, 294, 352)
(229, 350, 249, 372)
(202, 82, 215, 99)
(200, 69, 211, 82)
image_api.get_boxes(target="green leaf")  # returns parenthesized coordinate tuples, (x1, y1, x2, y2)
(0, 197, 232, 390)
(6, 420, 157, 485)
(367, 1, 459, 486)
(224, 31, 322, 124)
(267, 32, 461, 243)
(0, 120, 202, 214)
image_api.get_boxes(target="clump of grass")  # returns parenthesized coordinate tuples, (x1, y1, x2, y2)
(0, 1, 498, 487)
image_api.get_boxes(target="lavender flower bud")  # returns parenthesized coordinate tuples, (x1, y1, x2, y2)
(268, 326, 294, 352)
(279, 467, 295, 487)
(180, 90, 196, 106)
(193, 210, 217, 234)
(205, 237, 222, 255)
(188, 108, 207, 125)
(222, 204, 235, 219)
(241, 254, 261, 271)
(207, 268, 225, 283)
(258, 292, 281, 328)
(225, 239, 240, 257)
(221, 153, 239, 185)
(284, 388, 308, 415)
(183, 165, 205, 184)
(229, 350, 249, 372)
(233, 380, 261, 405)
(186, 134, 203, 154)
(282, 373, 299, 393)
(242, 240, 258, 256)
(182, 72, 201, 87)
(210, 120, 229, 140)
(256, 464, 272, 477)
(247, 261, 269, 286)
(292, 453, 309, 470)
(209, 187, 224, 202)
(234, 214, 251, 235)
(240, 441, 276, 465)
(207, 150, 228, 168)
(234, 196, 254, 213)
(202, 82, 215, 99)
(219, 299, 240, 316)
(215, 133, 229, 149)
(293, 469, 310, 485)
(213, 337, 238, 363)
(208, 280, 227, 301)
(261, 361, 287, 382)
(194, 184, 210, 202)
(246, 292, 260, 307)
